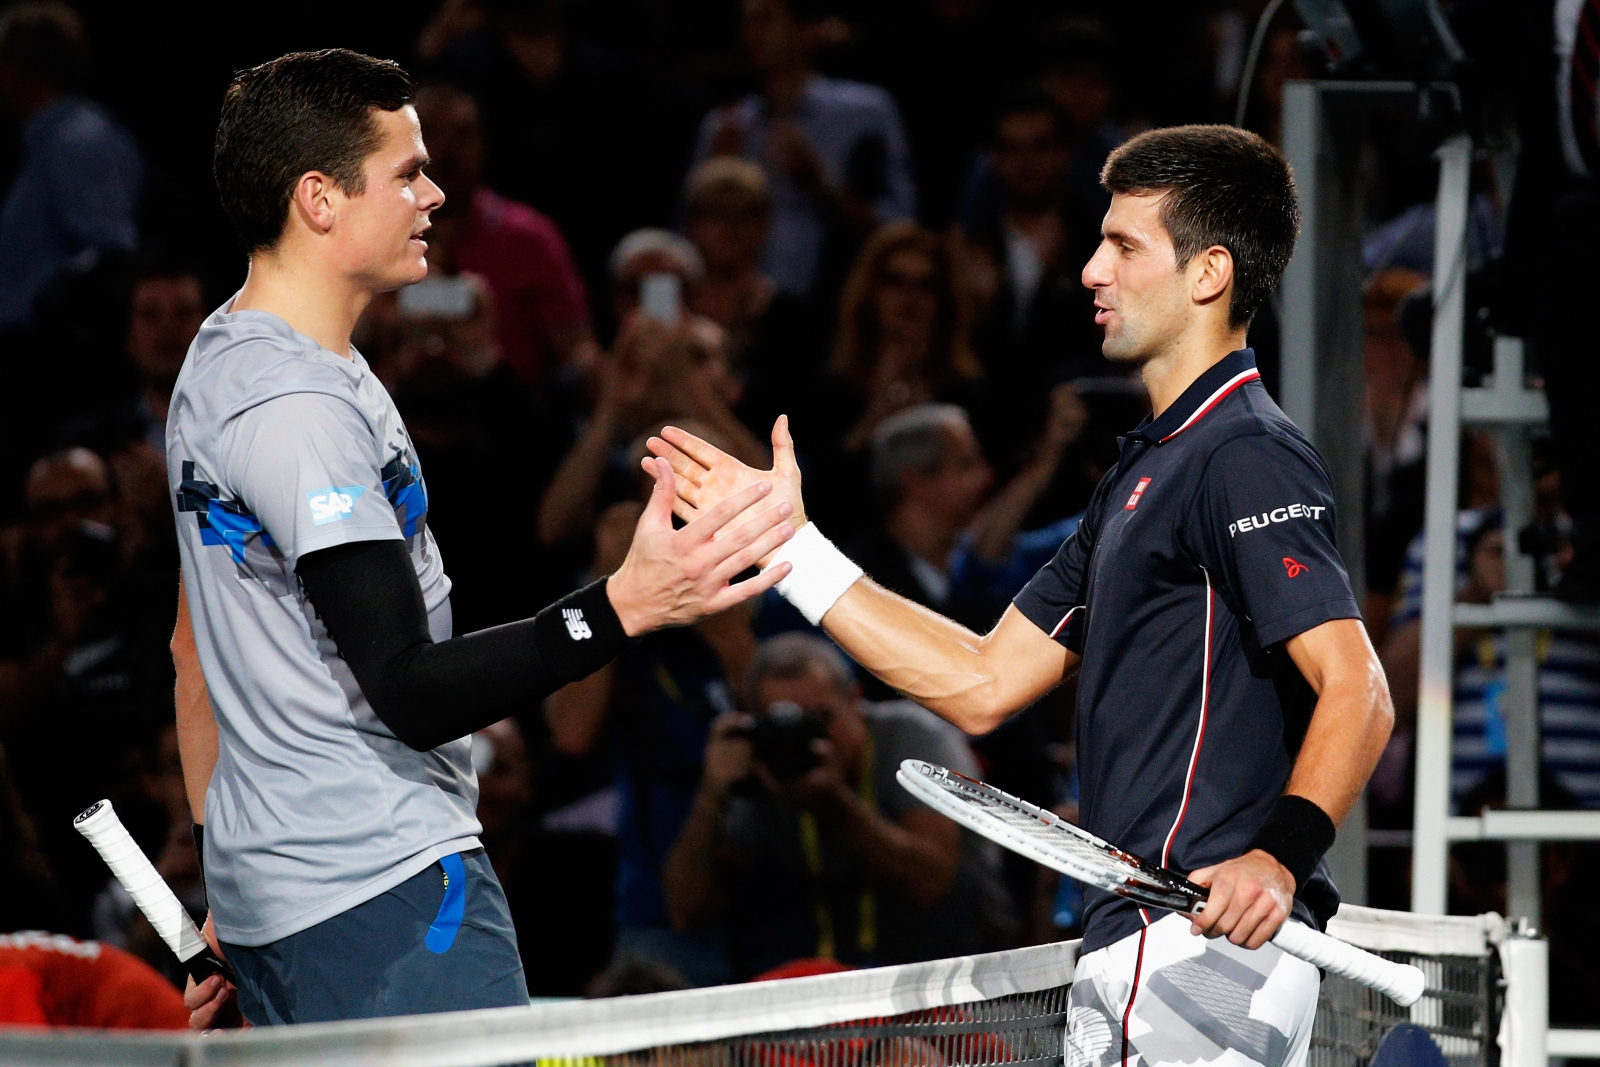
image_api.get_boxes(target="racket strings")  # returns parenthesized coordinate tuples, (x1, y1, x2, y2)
(926, 770, 1195, 900)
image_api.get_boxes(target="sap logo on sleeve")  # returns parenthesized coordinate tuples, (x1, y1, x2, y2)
(1124, 477, 1152, 510)
(562, 608, 592, 640)
(1227, 502, 1325, 537)
(307, 486, 366, 526)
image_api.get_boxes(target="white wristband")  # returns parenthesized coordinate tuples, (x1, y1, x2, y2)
(763, 522, 863, 625)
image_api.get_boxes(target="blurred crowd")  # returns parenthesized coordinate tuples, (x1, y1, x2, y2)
(0, 0, 1592, 1022)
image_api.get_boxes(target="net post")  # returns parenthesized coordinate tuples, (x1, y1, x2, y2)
(1499, 933, 1547, 1067)
(1412, 133, 1473, 915)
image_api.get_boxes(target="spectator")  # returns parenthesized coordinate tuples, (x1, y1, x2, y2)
(1382, 511, 1600, 814)
(0, 931, 188, 1027)
(693, 0, 917, 300)
(58, 257, 206, 463)
(366, 268, 568, 629)
(858, 0, 1034, 228)
(412, 84, 599, 391)
(800, 222, 983, 541)
(1035, 18, 1123, 211)
(0, 3, 141, 331)
(959, 87, 1106, 464)
(419, 0, 686, 300)
(545, 426, 761, 987)
(844, 405, 995, 631)
(1363, 268, 1430, 644)
(0, 449, 172, 934)
(607, 229, 705, 326)
(954, 20, 1123, 245)
(538, 231, 768, 552)
(680, 158, 830, 440)
(684, 158, 776, 353)
(662, 633, 1015, 976)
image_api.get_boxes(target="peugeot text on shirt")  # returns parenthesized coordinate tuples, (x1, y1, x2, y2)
(1228, 503, 1328, 537)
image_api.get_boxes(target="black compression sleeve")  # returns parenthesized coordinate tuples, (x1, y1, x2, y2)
(296, 540, 631, 751)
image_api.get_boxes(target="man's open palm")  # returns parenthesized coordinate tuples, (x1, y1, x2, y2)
(646, 416, 808, 562)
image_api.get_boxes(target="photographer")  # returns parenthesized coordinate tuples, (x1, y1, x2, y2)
(662, 633, 1014, 977)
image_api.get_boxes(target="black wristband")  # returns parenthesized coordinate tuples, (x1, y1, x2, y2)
(1247, 794, 1336, 891)
(532, 576, 631, 684)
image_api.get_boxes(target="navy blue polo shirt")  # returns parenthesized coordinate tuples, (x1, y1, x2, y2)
(1014, 349, 1358, 953)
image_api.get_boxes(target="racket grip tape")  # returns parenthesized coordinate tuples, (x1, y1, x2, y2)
(73, 800, 235, 985)
(1271, 919, 1426, 1006)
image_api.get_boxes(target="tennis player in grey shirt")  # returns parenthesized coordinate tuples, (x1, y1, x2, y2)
(174, 50, 796, 1027)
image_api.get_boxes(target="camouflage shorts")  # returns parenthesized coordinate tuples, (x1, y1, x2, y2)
(1066, 912, 1319, 1067)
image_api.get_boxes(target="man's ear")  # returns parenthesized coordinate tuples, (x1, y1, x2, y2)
(1190, 244, 1235, 309)
(289, 171, 339, 238)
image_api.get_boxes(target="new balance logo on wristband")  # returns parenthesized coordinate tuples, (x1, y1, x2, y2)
(562, 608, 592, 640)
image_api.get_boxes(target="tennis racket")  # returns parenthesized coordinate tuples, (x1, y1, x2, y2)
(74, 799, 234, 984)
(896, 760, 1426, 1007)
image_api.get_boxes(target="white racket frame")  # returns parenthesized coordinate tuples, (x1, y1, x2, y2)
(897, 759, 1427, 1007)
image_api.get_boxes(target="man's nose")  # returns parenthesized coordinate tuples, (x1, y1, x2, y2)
(418, 173, 446, 212)
(1082, 243, 1112, 290)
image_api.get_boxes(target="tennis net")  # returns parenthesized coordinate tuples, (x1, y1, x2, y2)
(0, 908, 1515, 1067)
(1313, 905, 1507, 1067)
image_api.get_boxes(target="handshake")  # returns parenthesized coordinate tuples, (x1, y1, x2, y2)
(612, 415, 862, 635)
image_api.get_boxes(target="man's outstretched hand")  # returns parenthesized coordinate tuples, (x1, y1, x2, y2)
(645, 415, 807, 563)
(606, 457, 795, 636)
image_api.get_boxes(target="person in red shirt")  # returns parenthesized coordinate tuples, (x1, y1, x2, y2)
(0, 931, 188, 1029)
(413, 84, 599, 389)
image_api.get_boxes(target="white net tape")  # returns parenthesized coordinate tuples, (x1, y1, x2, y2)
(0, 908, 1520, 1067)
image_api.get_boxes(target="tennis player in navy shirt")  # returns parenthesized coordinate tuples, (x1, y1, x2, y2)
(648, 125, 1394, 1067)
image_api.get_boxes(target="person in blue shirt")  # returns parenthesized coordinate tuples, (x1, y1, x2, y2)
(0, 3, 141, 330)
(691, 0, 916, 299)
(648, 125, 1394, 1067)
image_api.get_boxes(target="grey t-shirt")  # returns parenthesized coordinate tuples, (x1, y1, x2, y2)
(167, 302, 480, 947)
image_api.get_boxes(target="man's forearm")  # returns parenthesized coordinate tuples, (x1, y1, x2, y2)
(821, 584, 1073, 735)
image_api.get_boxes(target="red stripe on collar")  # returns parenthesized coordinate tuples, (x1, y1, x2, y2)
(1158, 369, 1261, 443)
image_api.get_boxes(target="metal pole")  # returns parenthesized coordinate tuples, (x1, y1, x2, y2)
(1492, 341, 1543, 926)
(1412, 134, 1473, 914)
(1278, 81, 1318, 433)
(1279, 81, 1371, 902)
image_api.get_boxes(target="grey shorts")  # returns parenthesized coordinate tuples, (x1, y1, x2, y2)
(1066, 912, 1320, 1067)
(223, 849, 528, 1025)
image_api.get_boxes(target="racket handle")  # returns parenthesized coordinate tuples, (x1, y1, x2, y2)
(73, 800, 235, 985)
(1271, 919, 1426, 1006)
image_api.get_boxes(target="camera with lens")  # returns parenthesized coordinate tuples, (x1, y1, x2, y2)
(748, 701, 827, 780)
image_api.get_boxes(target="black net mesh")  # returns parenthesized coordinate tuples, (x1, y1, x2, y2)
(1311, 951, 1500, 1067)
(538, 986, 1074, 1067)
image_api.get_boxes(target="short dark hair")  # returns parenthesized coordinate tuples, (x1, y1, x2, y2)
(1100, 124, 1300, 326)
(0, 2, 87, 88)
(214, 49, 414, 252)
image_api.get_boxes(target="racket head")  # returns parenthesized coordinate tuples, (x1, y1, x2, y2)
(896, 759, 1208, 913)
